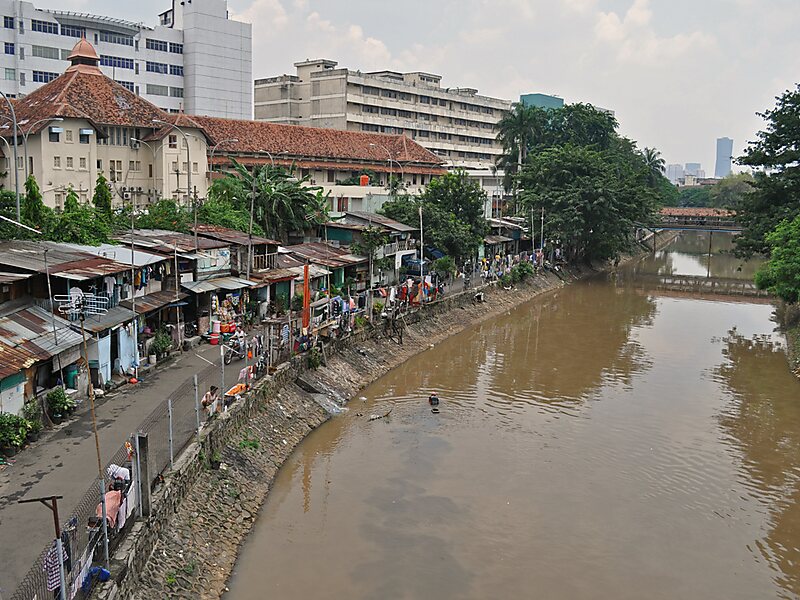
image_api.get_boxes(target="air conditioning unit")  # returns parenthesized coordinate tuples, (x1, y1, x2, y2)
(136, 187, 143, 193)
(121, 186, 128, 193)
(123, 192, 131, 200)
(310, 179, 316, 184)
(130, 140, 140, 149)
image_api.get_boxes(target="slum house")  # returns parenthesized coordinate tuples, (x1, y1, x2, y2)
(61, 244, 181, 366)
(113, 230, 255, 337)
(0, 240, 148, 387)
(282, 242, 368, 296)
(0, 302, 88, 415)
(484, 218, 525, 258)
(335, 212, 418, 283)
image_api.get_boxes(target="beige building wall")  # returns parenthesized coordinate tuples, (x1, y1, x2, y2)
(254, 60, 512, 171)
(1, 119, 208, 209)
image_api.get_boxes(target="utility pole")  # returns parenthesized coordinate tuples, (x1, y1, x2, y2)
(540, 207, 544, 251)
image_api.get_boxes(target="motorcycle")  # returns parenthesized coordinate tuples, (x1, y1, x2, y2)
(184, 321, 198, 337)
(223, 337, 247, 365)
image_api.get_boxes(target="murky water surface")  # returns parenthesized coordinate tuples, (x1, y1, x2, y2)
(227, 233, 800, 600)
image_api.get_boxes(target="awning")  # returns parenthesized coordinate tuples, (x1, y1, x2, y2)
(484, 235, 514, 245)
(182, 276, 257, 294)
(120, 290, 189, 315)
(79, 306, 137, 333)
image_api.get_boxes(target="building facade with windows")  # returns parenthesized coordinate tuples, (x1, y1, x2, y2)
(0, 0, 251, 118)
(0, 38, 209, 209)
(254, 59, 512, 172)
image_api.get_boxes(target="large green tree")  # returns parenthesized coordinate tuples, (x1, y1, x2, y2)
(735, 83, 800, 257)
(93, 173, 113, 222)
(136, 198, 191, 232)
(208, 159, 322, 242)
(518, 142, 659, 262)
(51, 187, 110, 245)
(755, 214, 800, 303)
(21, 175, 54, 234)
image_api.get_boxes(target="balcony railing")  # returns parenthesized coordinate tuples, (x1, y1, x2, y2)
(252, 252, 279, 271)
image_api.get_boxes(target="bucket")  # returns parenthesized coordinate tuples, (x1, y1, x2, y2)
(220, 323, 230, 334)
(209, 333, 219, 345)
(212, 320, 221, 334)
(229, 322, 237, 333)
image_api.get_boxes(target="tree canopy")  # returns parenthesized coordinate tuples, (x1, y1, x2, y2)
(755, 214, 800, 303)
(380, 170, 487, 262)
(735, 83, 800, 257)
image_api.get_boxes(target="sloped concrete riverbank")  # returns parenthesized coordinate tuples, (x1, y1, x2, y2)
(98, 264, 605, 600)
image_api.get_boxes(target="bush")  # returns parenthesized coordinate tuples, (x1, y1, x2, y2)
(0, 412, 29, 449)
(354, 315, 368, 329)
(46, 387, 75, 416)
(433, 256, 456, 278)
(373, 300, 385, 315)
(151, 329, 173, 357)
(511, 261, 535, 282)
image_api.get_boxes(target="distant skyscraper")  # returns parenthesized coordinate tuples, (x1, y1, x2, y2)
(685, 163, 702, 177)
(715, 137, 734, 178)
(666, 164, 684, 184)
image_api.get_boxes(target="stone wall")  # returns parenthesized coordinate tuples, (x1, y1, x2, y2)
(94, 265, 593, 599)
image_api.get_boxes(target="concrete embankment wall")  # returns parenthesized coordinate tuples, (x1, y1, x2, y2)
(96, 265, 597, 600)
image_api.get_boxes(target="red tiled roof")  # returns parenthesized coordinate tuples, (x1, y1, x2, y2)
(193, 115, 444, 168)
(0, 39, 170, 138)
(660, 207, 735, 217)
(210, 156, 446, 176)
(146, 112, 210, 143)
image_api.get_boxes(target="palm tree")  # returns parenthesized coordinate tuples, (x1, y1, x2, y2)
(496, 103, 539, 176)
(642, 147, 666, 185)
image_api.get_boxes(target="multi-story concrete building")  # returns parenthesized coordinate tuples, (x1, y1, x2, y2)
(254, 59, 512, 171)
(520, 93, 564, 110)
(0, 0, 251, 118)
(685, 162, 703, 177)
(714, 137, 733, 178)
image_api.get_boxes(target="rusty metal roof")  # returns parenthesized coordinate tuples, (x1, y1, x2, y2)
(191, 224, 280, 247)
(484, 235, 514, 245)
(80, 306, 137, 333)
(120, 290, 188, 315)
(248, 269, 297, 285)
(345, 212, 418, 233)
(283, 242, 367, 268)
(113, 230, 229, 254)
(0, 241, 133, 280)
(0, 271, 33, 284)
(0, 304, 86, 364)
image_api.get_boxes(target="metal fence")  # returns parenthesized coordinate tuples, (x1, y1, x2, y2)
(9, 356, 224, 600)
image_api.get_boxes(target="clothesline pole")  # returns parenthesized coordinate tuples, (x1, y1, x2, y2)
(18, 495, 67, 600)
(193, 374, 200, 443)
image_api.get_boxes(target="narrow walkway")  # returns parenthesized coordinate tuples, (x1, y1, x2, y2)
(0, 344, 243, 596)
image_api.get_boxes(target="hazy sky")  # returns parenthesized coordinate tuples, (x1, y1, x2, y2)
(54, 0, 799, 173)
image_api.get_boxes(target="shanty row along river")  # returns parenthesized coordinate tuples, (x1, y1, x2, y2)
(227, 232, 800, 600)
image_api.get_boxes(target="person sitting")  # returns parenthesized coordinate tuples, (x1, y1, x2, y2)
(428, 392, 440, 406)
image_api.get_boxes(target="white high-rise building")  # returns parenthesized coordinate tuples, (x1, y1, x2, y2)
(666, 163, 684, 184)
(0, 0, 252, 118)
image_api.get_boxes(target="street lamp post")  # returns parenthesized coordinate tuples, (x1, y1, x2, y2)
(22, 117, 63, 178)
(369, 142, 394, 189)
(0, 90, 20, 221)
(130, 138, 163, 204)
(153, 119, 195, 250)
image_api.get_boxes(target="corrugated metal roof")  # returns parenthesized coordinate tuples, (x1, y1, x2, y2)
(0, 271, 33, 284)
(120, 290, 189, 315)
(192, 225, 281, 247)
(113, 230, 229, 254)
(248, 269, 297, 285)
(59, 243, 167, 267)
(0, 304, 86, 362)
(484, 235, 514, 244)
(182, 276, 257, 294)
(288, 265, 332, 280)
(0, 340, 38, 379)
(80, 306, 137, 333)
(345, 212, 418, 233)
(283, 242, 367, 268)
(0, 241, 133, 280)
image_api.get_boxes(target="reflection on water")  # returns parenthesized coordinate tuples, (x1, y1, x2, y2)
(638, 231, 762, 279)
(226, 233, 800, 600)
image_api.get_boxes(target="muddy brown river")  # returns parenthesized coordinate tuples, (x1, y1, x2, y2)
(227, 233, 800, 600)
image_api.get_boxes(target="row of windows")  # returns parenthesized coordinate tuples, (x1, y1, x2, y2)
(99, 30, 133, 46)
(145, 83, 183, 97)
(358, 104, 494, 130)
(52, 155, 88, 170)
(31, 19, 57, 34)
(33, 70, 58, 83)
(146, 61, 184, 76)
(100, 55, 134, 70)
(98, 127, 143, 147)
(366, 89, 497, 116)
(116, 80, 134, 92)
(144, 39, 183, 54)
(48, 129, 91, 143)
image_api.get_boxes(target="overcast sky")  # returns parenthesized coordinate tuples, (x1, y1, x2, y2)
(54, 0, 799, 173)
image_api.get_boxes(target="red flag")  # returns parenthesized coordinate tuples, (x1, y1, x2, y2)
(302, 263, 310, 330)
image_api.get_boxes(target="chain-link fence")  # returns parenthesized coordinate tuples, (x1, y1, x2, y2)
(9, 353, 227, 600)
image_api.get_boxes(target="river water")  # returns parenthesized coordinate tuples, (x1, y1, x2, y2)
(227, 232, 800, 600)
